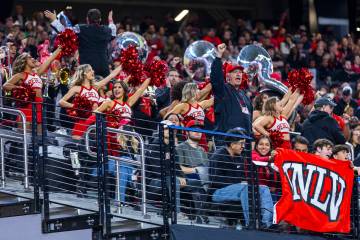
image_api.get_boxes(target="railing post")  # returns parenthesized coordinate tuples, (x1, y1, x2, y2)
(247, 138, 259, 229)
(351, 174, 359, 238)
(41, 102, 50, 228)
(31, 102, 40, 212)
(101, 115, 111, 236)
(96, 113, 105, 238)
(159, 125, 170, 237)
(168, 127, 177, 224)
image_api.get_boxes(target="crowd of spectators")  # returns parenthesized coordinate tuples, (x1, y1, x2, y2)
(1, 4, 360, 228)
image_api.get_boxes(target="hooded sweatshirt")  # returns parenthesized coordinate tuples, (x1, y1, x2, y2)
(301, 110, 346, 146)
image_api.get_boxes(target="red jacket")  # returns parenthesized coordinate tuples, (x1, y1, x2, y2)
(252, 150, 278, 187)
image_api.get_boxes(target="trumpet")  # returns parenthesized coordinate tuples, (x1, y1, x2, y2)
(58, 67, 70, 85)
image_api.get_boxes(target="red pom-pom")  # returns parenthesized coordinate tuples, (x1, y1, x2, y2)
(269, 130, 284, 149)
(144, 59, 168, 87)
(67, 95, 93, 119)
(12, 84, 36, 107)
(54, 29, 78, 58)
(139, 97, 153, 117)
(119, 45, 144, 86)
(287, 68, 315, 105)
(106, 109, 122, 129)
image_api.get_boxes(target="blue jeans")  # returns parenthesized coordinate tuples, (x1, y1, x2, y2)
(259, 185, 273, 227)
(212, 183, 249, 226)
(92, 159, 134, 203)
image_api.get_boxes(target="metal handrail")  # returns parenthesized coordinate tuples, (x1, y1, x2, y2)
(0, 107, 28, 189)
(85, 125, 148, 217)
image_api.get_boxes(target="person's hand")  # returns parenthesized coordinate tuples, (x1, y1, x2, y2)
(111, 64, 122, 77)
(44, 10, 57, 22)
(124, 75, 131, 83)
(216, 43, 226, 58)
(269, 150, 278, 162)
(178, 177, 187, 187)
(108, 10, 113, 23)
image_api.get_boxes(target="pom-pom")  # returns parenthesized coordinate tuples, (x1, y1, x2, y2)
(119, 45, 144, 86)
(106, 109, 122, 129)
(269, 130, 284, 149)
(54, 29, 78, 58)
(67, 95, 93, 119)
(12, 84, 36, 107)
(144, 59, 168, 87)
(287, 68, 315, 105)
(139, 97, 153, 117)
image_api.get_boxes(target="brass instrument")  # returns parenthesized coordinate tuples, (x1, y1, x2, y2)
(59, 67, 70, 85)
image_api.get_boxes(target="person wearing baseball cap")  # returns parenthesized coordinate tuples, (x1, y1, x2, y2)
(301, 97, 346, 146)
(333, 85, 358, 116)
(175, 119, 209, 224)
(209, 43, 252, 144)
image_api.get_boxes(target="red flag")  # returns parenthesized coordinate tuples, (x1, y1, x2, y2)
(274, 148, 354, 233)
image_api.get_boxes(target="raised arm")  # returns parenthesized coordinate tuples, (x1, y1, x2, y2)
(159, 100, 180, 118)
(95, 65, 122, 89)
(197, 82, 212, 101)
(37, 47, 62, 76)
(199, 97, 214, 110)
(282, 90, 303, 119)
(278, 87, 292, 107)
(253, 116, 272, 137)
(210, 43, 226, 99)
(107, 10, 116, 38)
(164, 102, 187, 119)
(59, 86, 81, 108)
(44, 10, 74, 33)
(3, 73, 24, 91)
(127, 78, 151, 107)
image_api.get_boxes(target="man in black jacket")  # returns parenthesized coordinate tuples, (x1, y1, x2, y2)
(210, 128, 250, 226)
(45, 8, 116, 77)
(210, 44, 252, 142)
(301, 97, 346, 146)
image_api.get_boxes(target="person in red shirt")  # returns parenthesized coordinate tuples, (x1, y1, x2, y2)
(202, 28, 222, 46)
(251, 136, 276, 228)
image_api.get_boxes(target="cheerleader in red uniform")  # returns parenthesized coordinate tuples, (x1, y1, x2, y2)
(165, 82, 213, 151)
(94, 78, 150, 156)
(4, 47, 62, 131)
(253, 89, 304, 149)
(59, 64, 122, 140)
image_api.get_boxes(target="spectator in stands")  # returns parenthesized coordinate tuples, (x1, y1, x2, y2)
(251, 136, 275, 228)
(313, 139, 334, 159)
(45, 8, 116, 77)
(175, 120, 208, 223)
(252, 93, 269, 121)
(334, 85, 358, 116)
(301, 97, 346, 145)
(210, 128, 250, 227)
(332, 144, 350, 161)
(292, 136, 309, 153)
(203, 28, 222, 46)
(210, 43, 253, 137)
(350, 125, 360, 162)
(155, 67, 181, 112)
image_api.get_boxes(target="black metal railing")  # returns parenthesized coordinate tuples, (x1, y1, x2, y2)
(0, 96, 358, 239)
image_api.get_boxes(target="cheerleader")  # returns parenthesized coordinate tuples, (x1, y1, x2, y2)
(94, 78, 150, 157)
(253, 89, 304, 149)
(59, 64, 122, 140)
(165, 82, 213, 125)
(165, 82, 213, 151)
(3, 47, 62, 130)
(94, 78, 151, 119)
